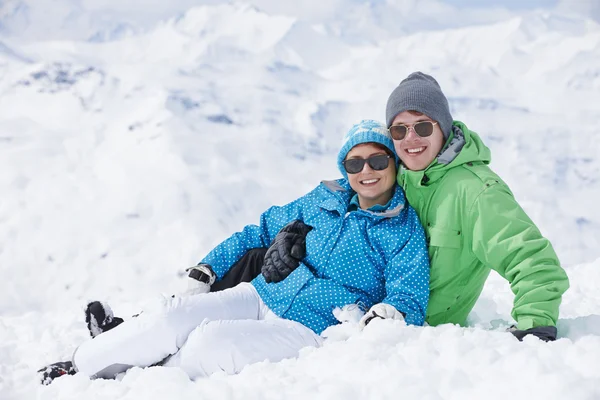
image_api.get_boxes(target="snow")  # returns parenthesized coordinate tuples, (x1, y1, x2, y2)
(1, 1, 599, 399)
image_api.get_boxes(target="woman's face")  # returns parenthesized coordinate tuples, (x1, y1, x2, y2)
(345, 143, 397, 209)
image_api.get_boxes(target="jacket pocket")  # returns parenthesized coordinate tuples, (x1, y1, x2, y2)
(427, 226, 461, 249)
(253, 263, 313, 316)
(427, 225, 462, 288)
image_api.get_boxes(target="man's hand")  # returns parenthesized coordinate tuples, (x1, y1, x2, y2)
(508, 325, 557, 342)
(359, 303, 405, 329)
(262, 220, 313, 283)
(184, 264, 216, 296)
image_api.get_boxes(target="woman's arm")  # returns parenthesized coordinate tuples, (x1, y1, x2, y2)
(199, 190, 315, 280)
(381, 208, 431, 326)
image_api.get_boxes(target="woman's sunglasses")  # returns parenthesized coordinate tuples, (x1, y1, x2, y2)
(389, 121, 438, 141)
(342, 154, 392, 174)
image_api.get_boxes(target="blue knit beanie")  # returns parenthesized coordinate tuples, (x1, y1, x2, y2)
(385, 71, 454, 140)
(337, 120, 399, 179)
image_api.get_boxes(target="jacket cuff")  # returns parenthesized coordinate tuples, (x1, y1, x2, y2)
(516, 318, 556, 331)
(517, 318, 535, 330)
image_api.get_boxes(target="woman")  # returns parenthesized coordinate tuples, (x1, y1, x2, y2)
(42, 119, 430, 382)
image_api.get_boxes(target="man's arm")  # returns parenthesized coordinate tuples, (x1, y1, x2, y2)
(468, 183, 569, 331)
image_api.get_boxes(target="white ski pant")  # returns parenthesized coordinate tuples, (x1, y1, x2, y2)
(73, 283, 322, 379)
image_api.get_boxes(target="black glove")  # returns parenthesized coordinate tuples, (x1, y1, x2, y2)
(509, 325, 557, 342)
(262, 220, 313, 283)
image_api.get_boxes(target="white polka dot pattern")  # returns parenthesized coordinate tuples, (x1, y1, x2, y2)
(201, 179, 430, 334)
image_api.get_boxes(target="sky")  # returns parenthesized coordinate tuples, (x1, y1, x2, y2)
(443, 0, 558, 9)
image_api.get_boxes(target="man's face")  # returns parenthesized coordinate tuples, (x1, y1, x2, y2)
(345, 143, 397, 209)
(391, 111, 445, 171)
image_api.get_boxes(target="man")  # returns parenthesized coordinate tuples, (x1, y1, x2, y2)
(82, 72, 569, 344)
(384, 71, 568, 340)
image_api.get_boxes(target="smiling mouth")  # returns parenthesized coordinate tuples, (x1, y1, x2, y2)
(360, 178, 380, 185)
(405, 147, 426, 155)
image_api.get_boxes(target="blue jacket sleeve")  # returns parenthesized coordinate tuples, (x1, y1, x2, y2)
(381, 209, 430, 326)
(199, 193, 308, 280)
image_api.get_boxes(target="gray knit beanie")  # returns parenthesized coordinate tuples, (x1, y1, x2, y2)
(385, 71, 453, 140)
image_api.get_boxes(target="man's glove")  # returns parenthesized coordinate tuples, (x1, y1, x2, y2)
(262, 220, 313, 283)
(185, 263, 216, 296)
(508, 325, 557, 342)
(359, 303, 405, 329)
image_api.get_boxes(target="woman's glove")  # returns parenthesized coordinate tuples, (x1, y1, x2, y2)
(359, 303, 405, 329)
(261, 220, 313, 283)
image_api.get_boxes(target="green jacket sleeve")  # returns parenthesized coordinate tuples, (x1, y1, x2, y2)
(468, 183, 569, 330)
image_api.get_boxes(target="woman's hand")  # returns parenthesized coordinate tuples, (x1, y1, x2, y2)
(262, 220, 312, 283)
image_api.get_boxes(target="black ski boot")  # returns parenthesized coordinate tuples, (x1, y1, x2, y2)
(85, 301, 124, 338)
(38, 360, 76, 385)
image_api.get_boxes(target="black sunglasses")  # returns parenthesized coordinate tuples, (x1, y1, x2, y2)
(342, 154, 392, 174)
(389, 121, 438, 140)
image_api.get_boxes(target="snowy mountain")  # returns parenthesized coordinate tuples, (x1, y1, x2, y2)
(1, 1, 599, 399)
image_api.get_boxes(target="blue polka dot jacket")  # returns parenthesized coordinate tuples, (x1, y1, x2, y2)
(201, 179, 430, 334)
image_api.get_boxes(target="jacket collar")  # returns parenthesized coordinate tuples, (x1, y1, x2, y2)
(321, 179, 405, 218)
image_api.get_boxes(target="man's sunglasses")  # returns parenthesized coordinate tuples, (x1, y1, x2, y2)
(342, 154, 392, 174)
(389, 121, 438, 141)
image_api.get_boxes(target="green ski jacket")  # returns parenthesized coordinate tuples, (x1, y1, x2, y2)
(397, 121, 569, 330)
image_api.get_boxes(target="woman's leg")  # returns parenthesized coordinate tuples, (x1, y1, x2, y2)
(164, 316, 323, 379)
(211, 248, 267, 292)
(73, 283, 264, 379)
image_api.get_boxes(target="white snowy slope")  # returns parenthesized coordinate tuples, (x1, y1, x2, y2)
(0, 1, 599, 399)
